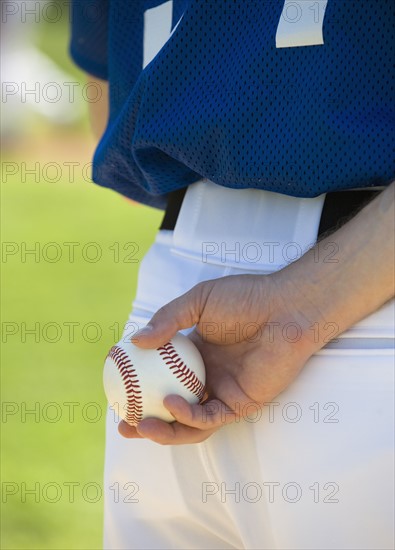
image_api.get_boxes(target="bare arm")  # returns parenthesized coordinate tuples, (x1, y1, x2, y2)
(86, 76, 109, 139)
(279, 181, 395, 349)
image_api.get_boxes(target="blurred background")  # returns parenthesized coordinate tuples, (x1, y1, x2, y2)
(1, 1, 162, 547)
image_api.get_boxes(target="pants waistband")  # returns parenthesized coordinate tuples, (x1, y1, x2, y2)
(161, 181, 381, 241)
(171, 179, 323, 271)
(166, 179, 380, 273)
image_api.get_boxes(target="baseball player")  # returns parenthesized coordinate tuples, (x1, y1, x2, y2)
(70, 1, 394, 548)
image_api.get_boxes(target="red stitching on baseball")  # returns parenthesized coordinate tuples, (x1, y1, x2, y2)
(107, 346, 143, 425)
(157, 341, 205, 401)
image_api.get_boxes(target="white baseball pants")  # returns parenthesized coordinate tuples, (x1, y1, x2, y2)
(103, 180, 394, 550)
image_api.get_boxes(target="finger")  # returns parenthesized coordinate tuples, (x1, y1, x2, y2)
(118, 420, 145, 439)
(131, 281, 213, 348)
(163, 395, 238, 430)
(135, 417, 217, 445)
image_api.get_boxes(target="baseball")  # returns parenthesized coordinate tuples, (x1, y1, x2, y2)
(103, 332, 206, 426)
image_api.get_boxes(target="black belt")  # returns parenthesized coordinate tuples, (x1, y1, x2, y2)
(160, 187, 381, 238)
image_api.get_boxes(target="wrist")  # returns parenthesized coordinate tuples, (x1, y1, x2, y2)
(271, 183, 394, 349)
(266, 269, 332, 355)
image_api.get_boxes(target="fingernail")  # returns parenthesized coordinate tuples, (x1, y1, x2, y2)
(132, 325, 153, 341)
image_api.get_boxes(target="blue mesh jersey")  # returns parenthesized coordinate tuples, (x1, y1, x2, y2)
(70, 0, 395, 209)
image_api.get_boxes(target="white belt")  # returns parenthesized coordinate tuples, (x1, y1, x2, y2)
(173, 178, 325, 272)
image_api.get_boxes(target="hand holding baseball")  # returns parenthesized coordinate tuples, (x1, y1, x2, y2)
(103, 333, 206, 426)
(119, 272, 327, 444)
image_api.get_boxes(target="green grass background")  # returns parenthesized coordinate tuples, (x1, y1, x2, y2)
(1, 165, 162, 549)
(2, 6, 163, 547)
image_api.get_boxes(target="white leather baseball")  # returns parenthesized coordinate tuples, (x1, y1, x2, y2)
(103, 332, 206, 426)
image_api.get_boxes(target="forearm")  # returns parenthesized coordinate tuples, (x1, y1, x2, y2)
(86, 76, 109, 139)
(277, 182, 395, 347)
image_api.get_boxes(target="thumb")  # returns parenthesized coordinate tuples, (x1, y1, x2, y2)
(131, 281, 211, 348)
